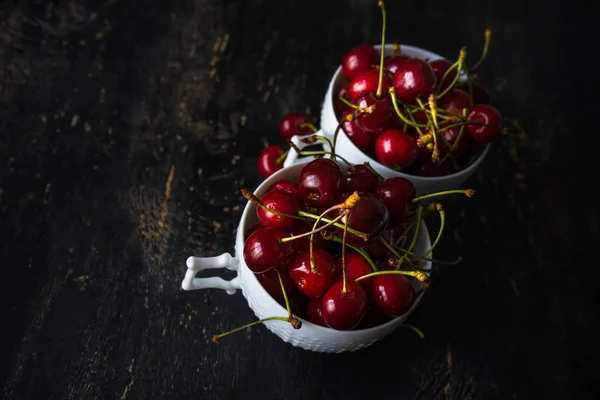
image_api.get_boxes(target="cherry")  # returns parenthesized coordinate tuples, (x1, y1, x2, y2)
(278, 291, 309, 319)
(408, 155, 454, 177)
(334, 192, 390, 247)
(466, 104, 503, 144)
(340, 110, 375, 151)
(438, 88, 471, 116)
(244, 223, 262, 241)
(438, 125, 471, 158)
(321, 281, 367, 330)
(334, 83, 351, 117)
(355, 303, 393, 329)
(392, 58, 437, 103)
(374, 128, 418, 169)
(375, 177, 416, 223)
(297, 158, 344, 209)
(344, 164, 380, 194)
(279, 112, 315, 141)
(288, 220, 327, 253)
(341, 45, 379, 81)
(342, 252, 375, 289)
(256, 189, 303, 230)
(257, 145, 284, 179)
(347, 70, 390, 102)
(428, 58, 456, 95)
(384, 54, 411, 75)
(243, 227, 294, 274)
(370, 274, 415, 317)
(267, 180, 299, 195)
(354, 91, 393, 134)
(288, 247, 336, 297)
(256, 269, 295, 301)
(458, 80, 490, 105)
(306, 296, 327, 327)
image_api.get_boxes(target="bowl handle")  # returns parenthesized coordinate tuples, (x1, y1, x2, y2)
(181, 253, 240, 295)
(282, 129, 334, 168)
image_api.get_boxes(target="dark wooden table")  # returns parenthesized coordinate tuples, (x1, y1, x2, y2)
(1, 0, 597, 399)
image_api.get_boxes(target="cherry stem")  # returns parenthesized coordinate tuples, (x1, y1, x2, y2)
(279, 214, 344, 243)
(301, 135, 333, 152)
(438, 108, 468, 165)
(211, 315, 301, 343)
(354, 269, 429, 284)
(298, 122, 318, 133)
(322, 231, 379, 272)
(424, 203, 445, 257)
(339, 95, 361, 110)
(297, 150, 353, 170)
(470, 28, 492, 71)
(297, 210, 369, 240)
(411, 189, 475, 203)
(376, 0, 387, 98)
(275, 149, 289, 164)
(341, 209, 350, 294)
(241, 188, 306, 221)
(276, 269, 293, 319)
(395, 205, 423, 269)
(389, 87, 429, 128)
(436, 47, 467, 100)
(399, 324, 425, 339)
(362, 161, 385, 181)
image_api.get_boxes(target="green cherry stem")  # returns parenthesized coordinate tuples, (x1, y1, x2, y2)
(341, 209, 350, 294)
(279, 214, 344, 244)
(276, 269, 293, 319)
(339, 95, 361, 110)
(436, 47, 467, 100)
(297, 150, 354, 169)
(411, 189, 475, 203)
(470, 28, 492, 71)
(354, 269, 429, 284)
(423, 203, 445, 257)
(376, 0, 387, 98)
(241, 188, 306, 221)
(297, 210, 368, 241)
(211, 315, 301, 343)
(399, 324, 425, 339)
(298, 122, 319, 133)
(322, 231, 379, 272)
(395, 205, 423, 269)
(275, 149, 289, 164)
(389, 87, 429, 128)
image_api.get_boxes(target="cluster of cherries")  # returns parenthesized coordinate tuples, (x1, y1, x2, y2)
(212, 156, 472, 341)
(256, 0, 506, 180)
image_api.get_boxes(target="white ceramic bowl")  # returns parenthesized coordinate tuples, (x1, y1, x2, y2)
(283, 44, 491, 196)
(181, 160, 432, 353)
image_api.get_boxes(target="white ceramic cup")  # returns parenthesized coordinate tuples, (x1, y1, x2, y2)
(283, 44, 491, 196)
(181, 160, 432, 353)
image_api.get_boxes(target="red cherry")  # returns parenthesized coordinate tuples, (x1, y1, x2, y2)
(279, 112, 315, 141)
(256, 189, 303, 229)
(355, 303, 393, 329)
(287, 220, 327, 253)
(384, 54, 411, 75)
(466, 104, 503, 144)
(344, 164, 380, 194)
(267, 180, 299, 195)
(347, 70, 390, 102)
(438, 88, 471, 116)
(243, 227, 294, 274)
(306, 297, 327, 327)
(457, 81, 491, 105)
(408, 156, 454, 177)
(334, 83, 351, 117)
(438, 125, 471, 158)
(392, 58, 437, 103)
(374, 128, 418, 169)
(428, 58, 456, 95)
(354, 92, 393, 134)
(278, 291, 309, 319)
(256, 269, 295, 301)
(333, 192, 390, 247)
(375, 177, 417, 224)
(341, 252, 375, 289)
(340, 110, 375, 151)
(297, 158, 344, 209)
(322, 281, 367, 330)
(257, 145, 284, 179)
(288, 248, 336, 297)
(370, 274, 415, 317)
(244, 223, 262, 241)
(341, 45, 379, 81)
(364, 223, 407, 263)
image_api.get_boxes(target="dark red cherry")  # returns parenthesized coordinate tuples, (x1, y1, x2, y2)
(307, 297, 327, 327)
(384, 54, 411, 75)
(297, 158, 344, 209)
(411, 109, 429, 125)
(322, 281, 367, 330)
(244, 223, 262, 241)
(340, 110, 375, 151)
(257, 269, 295, 301)
(466, 104, 503, 144)
(288, 220, 327, 253)
(438, 125, 471, 158)
(457, 81, 491, 105)
(347, 70, 390, 102)
(428, 58, 456, 95)
(374, 128, 418, 169)
(438, 88, 471, 116)
(334, 83, 352, 117)
(243, 227, 294, 274)
(408, 156, 454, 177)
(267, 180, 299, 195)
(354, 92, 393, 134)
(279, 112, 315, 141)
(344, 164, 380, 194)
(257, 189, 303, 229)
(341, 45, 379, 81)
(341, 252, 375, 289)
(370, 274, 415, 317)
(355, 303, 393, 329)
(392, 58, 437, 103)
(278, 291, 309, 319)
(257, 145, 284, 179)
(334, 192, 390, 247)
(288, 248, 336, 297)
(375, 177, 416, 224)
(364, 223, 408, 263)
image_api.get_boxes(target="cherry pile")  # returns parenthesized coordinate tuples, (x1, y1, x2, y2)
(211, 156, 473, 341)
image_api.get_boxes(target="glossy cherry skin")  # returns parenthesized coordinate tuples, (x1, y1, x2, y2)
(287, 220, 327, 253)
(429, 58, 456, 95)
(288, 248, 336, 297)
(375, 177, 416, 223)
(340, 110, 375, 151)
(279, 112, 315, 141)
(370, 274, 415, 317)
(374, 128, 419, 169)
(267, 180, 299, 195)
(256, 189, 303, 229)
(243, 227, 294, 274)
(466, 104, 503, 144)
(384, 54, 411, 75)
(297, 158, 344, 209)
(457, 81, 490, 105)
(341, 45, 379, 81)
(354, 92, 393, 134)
(392, 58, 437, 103)
(334, 192, 390, 247)
(322, 281, 367, 330)
(408, 155, 454, 177)
(438, 88, 471, 116)
(257, 269, 295, 301)
(347, 70, 390, 102)
(341, 252, 375, 289)
(257, 145, 284, 179)
(306, 296, 327, 327)
(344, 164, 380, 194)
